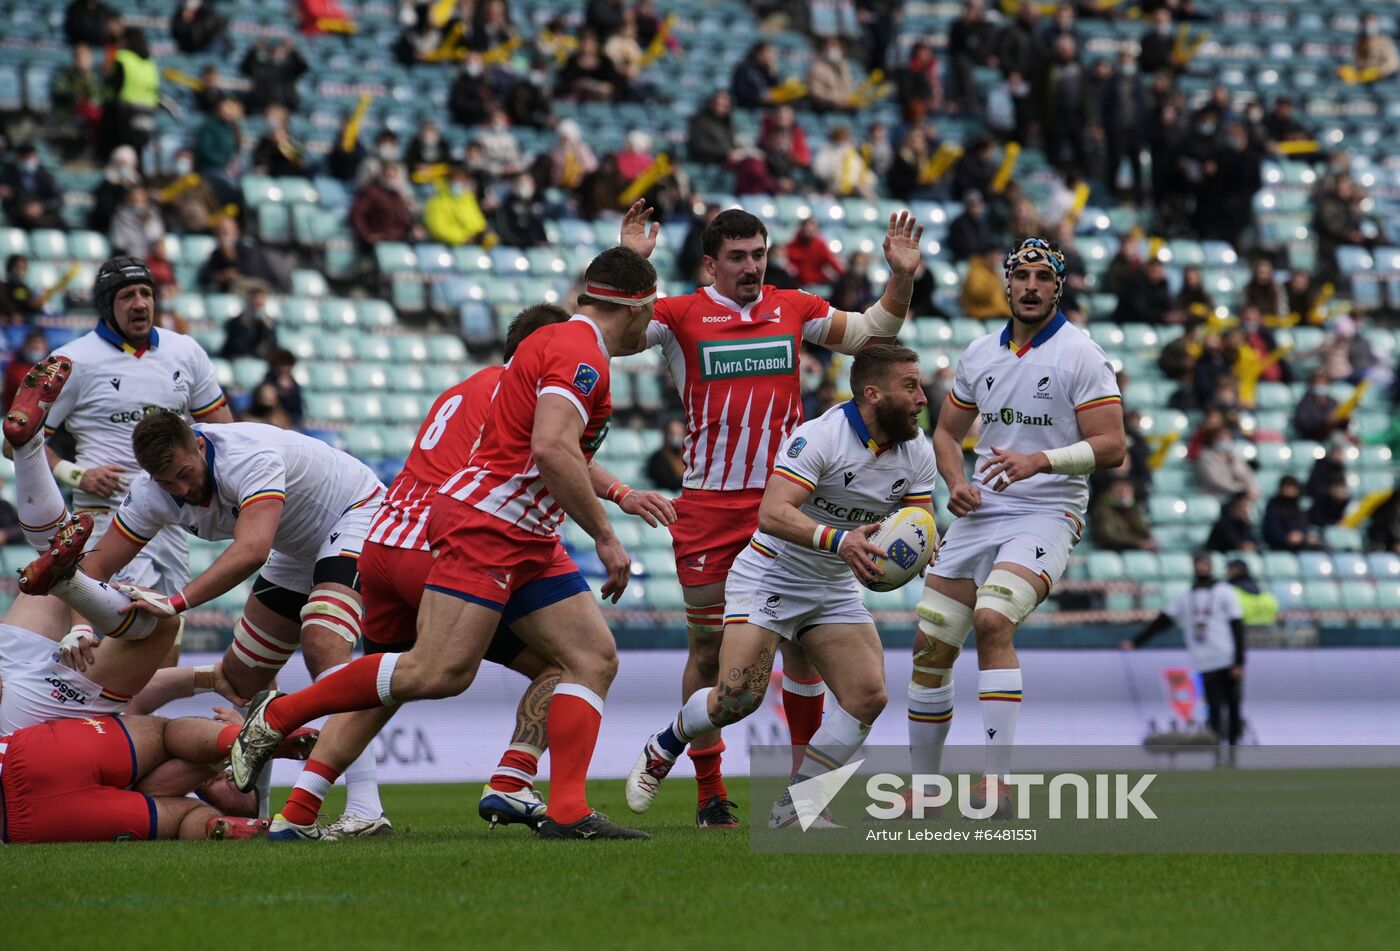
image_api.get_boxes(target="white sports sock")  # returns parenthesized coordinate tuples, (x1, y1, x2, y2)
(314, 662, 383, 819)
(677, 687, 717, 739)
(794, 701, 870, 782)
(978, 668, 1022, 779)
(13, 434, 69, 550)
(52, 572, 156, 640)
(340, 745, 382, 819)
(908, 681, 955, 776)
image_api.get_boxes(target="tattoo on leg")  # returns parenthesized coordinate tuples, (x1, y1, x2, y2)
(510, 673, 559, 749)
(713, 648, 774, 726)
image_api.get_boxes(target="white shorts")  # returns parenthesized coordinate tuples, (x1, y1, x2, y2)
(83, 508, 190, 597)
(257, 495, 379, 594)
(0, 624, 126, 734)
(930, 509, 1082, 590)
(723, 545, 873, 641)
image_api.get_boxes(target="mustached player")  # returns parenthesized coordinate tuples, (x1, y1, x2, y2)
(626, 345, 937, 826)
(907, 238, 1125, 814)
(39, 256, 233, 654)
(620, 202, 924, 827)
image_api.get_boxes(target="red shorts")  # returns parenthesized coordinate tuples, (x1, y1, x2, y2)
(424, 498, 581, 611)
(0, 716, 156, 844)
(669, 487, 765, 587)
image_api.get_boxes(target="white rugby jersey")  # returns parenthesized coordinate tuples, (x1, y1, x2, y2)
(745, 401, 937, 582)
(947, 312, 1121, 521)
(0, 623, 128, 733)
(1164, 582, 1243, 673)
(111, 422, 383, 563)
(48, 323, 227, 511)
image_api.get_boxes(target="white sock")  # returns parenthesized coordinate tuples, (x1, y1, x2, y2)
(978, 668, 1022, 779)
(256, 763, 273, 820)
(315, 662, 383, 820)
(794, 701, 870, 782)
(53, 572, 156, 640)
(677, 687, 716, 739)
(13, 434, 69, 550)
(908, 681, 955, 775)
(340, 745, 383, 819)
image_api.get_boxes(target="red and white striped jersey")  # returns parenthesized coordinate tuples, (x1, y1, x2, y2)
(366, 366, 502, 551)
(439, 316, 612, 539)
(645, 285, 840, 491)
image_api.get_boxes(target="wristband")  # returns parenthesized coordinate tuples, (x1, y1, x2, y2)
(1043, 439, 1097, 475)
(54, 460, 86, 489)
(812, 525, 847, 553)
(605, 481, 633, 506)
(170, 591, 190, 614)
(193, 665, 216, 693)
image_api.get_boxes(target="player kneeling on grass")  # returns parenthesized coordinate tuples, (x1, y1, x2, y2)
(0, 711, 316, 844)
(626, 345, 938, 827)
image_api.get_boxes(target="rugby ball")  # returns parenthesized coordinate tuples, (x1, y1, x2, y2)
(864, 506, 939, 592)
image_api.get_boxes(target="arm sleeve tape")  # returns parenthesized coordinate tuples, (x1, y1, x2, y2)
(1043, 439, 1097, 475)
(837, 298, 907, 352)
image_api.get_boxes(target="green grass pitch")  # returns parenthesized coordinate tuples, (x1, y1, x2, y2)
(4, 780, 1396, 950)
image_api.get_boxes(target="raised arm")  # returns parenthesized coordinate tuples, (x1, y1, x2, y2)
(818, 211, 924, 354)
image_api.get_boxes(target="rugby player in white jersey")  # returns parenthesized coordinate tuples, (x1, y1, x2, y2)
(625, 345, 937, 826)
(73, 411, 393, 837)
(40, 256, 233, 657)
(905, 238, 1125, 815)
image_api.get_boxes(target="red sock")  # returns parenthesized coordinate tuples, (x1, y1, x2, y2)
(689, 738, 728, 805)
(783, 675, 826, 774)
(281, 759, 342, 827)
(544, 685, 603, 824)
(216, 723, 240, 758)
(489, 744, 541, 793)
(266, 654, 393, 733)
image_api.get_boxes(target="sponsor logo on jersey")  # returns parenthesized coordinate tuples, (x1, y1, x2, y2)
(109, 377, 122, 390)
(109, 404, 181, 425)
(888, 478, 907, 500)
(697, 335, 795, 381)
(571, 362, 600, 396)
(44, 675, 92, 706)
(843, 471, 856, 486)
(811, 496, 891, 523)
(985, 375, 995, 389)
(786, 437, 807, 458)
(1034, 375, 1053, 400)
(701, 314, 731, 324)
(683, 553, 707, 572)
(82, 716, 107, 734)
(488, 568, 513, 590)
(984, 408, 1056, 427)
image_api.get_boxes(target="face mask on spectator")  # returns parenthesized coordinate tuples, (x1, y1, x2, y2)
(514, 180, 535, 199)
(379, 144, 401, 162)
(20, 157, 39, 174)
(451, 181, 468, 196)
(1121, 63, 1137, 77)
(175, 156, 193, 175)
(666, 432, 683, 450)
(465, 62, 483, 77)
(22, 345, 46, 363)
(1112, 495, 1134, 509)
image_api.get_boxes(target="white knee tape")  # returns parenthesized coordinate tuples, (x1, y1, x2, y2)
(975, 569, 1041, 626)
(300, 588, 364, 645)
(914, 588, 973, 674)
(231, 614, 298, 670)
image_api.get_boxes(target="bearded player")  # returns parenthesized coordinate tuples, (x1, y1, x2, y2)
(619, 202, 923, 827)
(907, 238, 1124, 815)
(231, 248, 659, 840)
(263, 304, 675, 839)
(626, 345, 938, 827)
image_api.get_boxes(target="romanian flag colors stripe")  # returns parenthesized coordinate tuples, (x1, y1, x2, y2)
(191, 393, 229, 418)
(1075, 395, 1122, 413)
(239, 489, 287, 511)
(749, 539, 779, 558)
(979, 690, 1023, 702)
(948, 391, 977, 410)
(815, 526, 846, 553)
(908, 708, 954, 723)
(773, 466, 816, 492)
(112, 513, 152, 544)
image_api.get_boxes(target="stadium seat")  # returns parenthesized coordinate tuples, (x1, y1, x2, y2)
(0, 227, 29, 257)
(320, 298, 359, 328)
(1121, 551, 1160, 581)
(292, 269, 329, 298)
(1367, 552, 1400, 578)
(1302, 580, 1341, 612)
(1085, 551, 1125, 580)
(1261, 551, 1301, 580)
(66, 230, 109, 261)
(28, 229, 67, 260)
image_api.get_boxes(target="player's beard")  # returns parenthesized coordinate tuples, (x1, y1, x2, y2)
(875, 398, 921, 444)
(1011, 295, 1055, 325)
